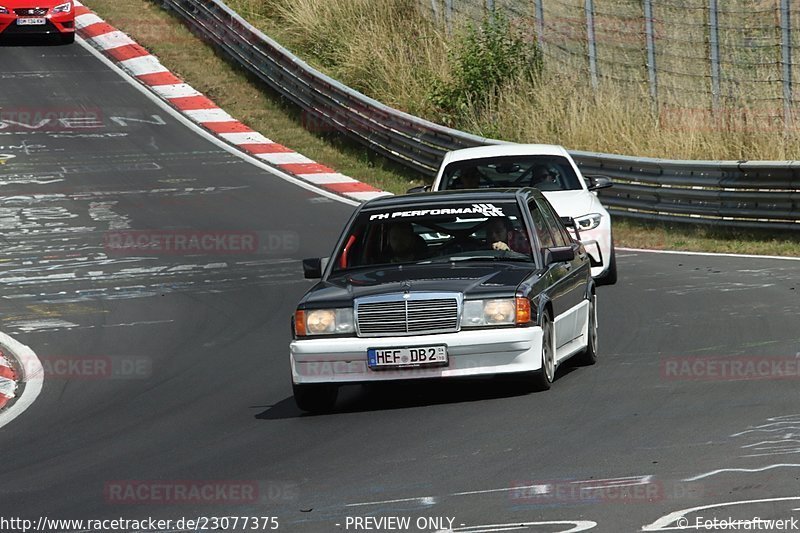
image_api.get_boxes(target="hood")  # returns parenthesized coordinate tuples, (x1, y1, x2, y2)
(300, 263, 539, 308)
(3, 0, 65, 7)
(542, 190, 605, 218)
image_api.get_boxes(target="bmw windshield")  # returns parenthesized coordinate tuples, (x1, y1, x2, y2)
(441, 155, 583, 192)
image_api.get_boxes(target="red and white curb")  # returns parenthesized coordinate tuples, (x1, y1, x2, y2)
(72, 1, 390, 203)
(0, 352, 17, 410)
(0, 332, 43, 429)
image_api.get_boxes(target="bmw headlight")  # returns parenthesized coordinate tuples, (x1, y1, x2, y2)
(574, 213, 603, 231)
(0, 5, 9, 13)
(53, 1, 72, 13)
(295, 308, 354, 336)
(461, 298, 531, 327)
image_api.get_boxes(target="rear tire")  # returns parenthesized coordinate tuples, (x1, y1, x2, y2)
(529, 313, 554, 391)
(293, 383, 338, 413)
(573, 293, 598, 366)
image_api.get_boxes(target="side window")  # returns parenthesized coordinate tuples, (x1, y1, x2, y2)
(527, 200, 556, 250)
(537, 200, 570, 247)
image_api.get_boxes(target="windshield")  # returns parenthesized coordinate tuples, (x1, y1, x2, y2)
(332, 201, 533, 271)
(441, 155, 583, 192)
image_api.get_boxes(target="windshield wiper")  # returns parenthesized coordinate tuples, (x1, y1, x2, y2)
(428, 256, 532, 263)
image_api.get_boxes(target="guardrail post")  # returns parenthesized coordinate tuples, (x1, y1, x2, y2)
(643, 0, 658, 112)
(430, 0, 439, 22)
(708, 0, 721, 112)
(445, 0, 453, 34)
(534, 0, 545, 49)
(585, 0, 599, 89)
(780, 0, 793, 128)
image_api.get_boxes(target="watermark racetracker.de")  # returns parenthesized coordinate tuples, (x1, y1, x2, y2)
(103, 230, 299, 256)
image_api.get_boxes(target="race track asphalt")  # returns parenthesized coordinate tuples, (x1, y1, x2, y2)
(1, 39, 799, 533)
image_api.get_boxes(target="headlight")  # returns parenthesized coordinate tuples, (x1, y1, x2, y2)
(0, 5, 9, 13)
(52, 1, 72, 13)
(295, 308, 354, 336)
(461, 298, 531, 327)
(574, 213, 603, 231)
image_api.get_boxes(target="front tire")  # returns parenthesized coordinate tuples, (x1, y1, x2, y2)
(573, 293, 598, 366)
(529, 312, 555, 391)
(61, 32, 75, 44)
(293, 383, 338, 413)
(597, 243, 617, 285)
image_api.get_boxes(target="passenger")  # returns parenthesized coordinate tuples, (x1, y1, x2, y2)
(388, 223, 427, 263)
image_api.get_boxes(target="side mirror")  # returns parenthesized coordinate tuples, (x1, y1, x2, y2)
(406, 185, 431, 194)
(585, 175, 613, 191)
(560, 216, 581, 241)
(544, 246, 575, 265)
(302, 258, 323, 279)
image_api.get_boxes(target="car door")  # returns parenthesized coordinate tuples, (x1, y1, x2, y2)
(535, 198, 589, 357)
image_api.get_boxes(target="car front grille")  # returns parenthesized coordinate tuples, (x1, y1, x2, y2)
(15, 8, 49, 15)
(356, 293, 461, 337)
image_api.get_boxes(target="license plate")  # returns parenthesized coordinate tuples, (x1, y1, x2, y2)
(368, 345, 448, 369)
(17, 18, 47, 25)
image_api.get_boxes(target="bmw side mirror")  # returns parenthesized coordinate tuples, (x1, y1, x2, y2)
(302, 258, 323, 279)
(585, 175, 614, 191)
(406, 185, 431, 194)
(544, 246, 576, 265)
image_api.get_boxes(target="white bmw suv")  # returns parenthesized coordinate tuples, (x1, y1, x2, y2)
(427, 144, 617, 284)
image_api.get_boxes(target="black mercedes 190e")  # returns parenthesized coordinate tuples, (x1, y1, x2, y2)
(290, 188, 598, 412)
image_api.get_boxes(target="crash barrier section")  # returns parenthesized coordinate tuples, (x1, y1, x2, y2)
(161, 0, 800, 230)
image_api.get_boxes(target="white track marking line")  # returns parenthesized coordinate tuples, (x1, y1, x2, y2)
(449, 521, 597, 533)
(617, 247, 800, 262)
(683, 464, 800, 482)
(345, 496, 436, 507)
(642, 496, 800, 531)
(77, 38, 357, 206)
(0, 332, 43, 430)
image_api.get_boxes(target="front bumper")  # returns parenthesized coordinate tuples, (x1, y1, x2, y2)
(574, 223, 612, 279)
(0, 12, 75, 36)
(291, 327, 543, 384)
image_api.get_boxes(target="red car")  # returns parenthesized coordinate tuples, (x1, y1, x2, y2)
(0, 0, 75, 44)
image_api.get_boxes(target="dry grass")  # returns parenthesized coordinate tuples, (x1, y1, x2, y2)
(228, 0, 800, 161)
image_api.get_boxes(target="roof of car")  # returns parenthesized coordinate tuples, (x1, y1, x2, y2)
(444, 144, 570, 163)
(361, 188, 544, 210)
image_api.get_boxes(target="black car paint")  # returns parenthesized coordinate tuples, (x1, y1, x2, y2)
(296, 189, 593, 337)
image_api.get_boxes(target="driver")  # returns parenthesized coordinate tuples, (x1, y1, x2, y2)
(486, 217, 512, 251)
(531, 166, 558, 187)
(455, 167, 482, 189)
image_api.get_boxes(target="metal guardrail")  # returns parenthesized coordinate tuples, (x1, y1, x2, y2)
(161, 0, 800, 230)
